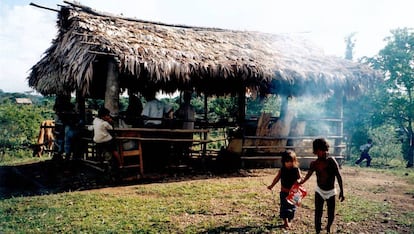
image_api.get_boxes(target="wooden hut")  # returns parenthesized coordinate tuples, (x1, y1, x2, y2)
(28, 1, 379, 174)
(15, 98, 32, 105)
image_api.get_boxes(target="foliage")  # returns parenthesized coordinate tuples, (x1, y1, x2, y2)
(246, 94, 282, 117)
(0, 93, 54, 162)
(0, 103, 53, 147)
(208, 95, 238, 121)
(368, 125, 406, 167)
(344, 32, 357, 60)
(365, 27, 414, 167)
(342, 28, 414, 168)
(343, 89, 385, 153)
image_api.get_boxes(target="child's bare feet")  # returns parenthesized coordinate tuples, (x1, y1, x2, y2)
(283, 222, 291, 229)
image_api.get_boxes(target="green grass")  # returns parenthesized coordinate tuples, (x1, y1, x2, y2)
(0, 179, 270, 233)
(1, 165, 413, 233)
(0, 150, 39, 166)
(337, 194, 389, 223)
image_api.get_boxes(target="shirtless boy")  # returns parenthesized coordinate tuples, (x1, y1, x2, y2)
(299, 138, 345, 234)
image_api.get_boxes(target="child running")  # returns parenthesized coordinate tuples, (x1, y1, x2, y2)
(299, 138, 345, 234)
(267, 150, 301, 229)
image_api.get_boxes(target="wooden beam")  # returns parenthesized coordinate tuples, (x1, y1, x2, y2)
(29, 2, 59, 12)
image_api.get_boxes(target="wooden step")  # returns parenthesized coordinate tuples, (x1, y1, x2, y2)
(121, 149, 142, 157)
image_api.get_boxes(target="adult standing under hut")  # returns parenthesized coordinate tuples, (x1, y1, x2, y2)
(119, 94, 143, 151)
(175, 90, 195, 130)
(141, 89, 174, 171)
(53, 95, 80, 160)
(174, 90, 196, 163)
(142, 90, 173, 128)
(119, 94, 143, 128)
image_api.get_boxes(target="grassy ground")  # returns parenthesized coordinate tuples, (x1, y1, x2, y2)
(0, 162, 413, 233)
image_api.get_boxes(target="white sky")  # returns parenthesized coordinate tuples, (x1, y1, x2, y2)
(0, 0, 413, 93)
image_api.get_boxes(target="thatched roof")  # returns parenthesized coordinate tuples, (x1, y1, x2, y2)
(28, 1, 379, 98)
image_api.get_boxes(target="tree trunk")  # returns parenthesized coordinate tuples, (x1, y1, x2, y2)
(104, 58, 120, 122)
(408, 134, 414, 167)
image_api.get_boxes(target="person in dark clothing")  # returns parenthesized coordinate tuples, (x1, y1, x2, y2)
(120, 94, 143, 127)
(267, 150, 302, 230)
(355, 139, 373, 167)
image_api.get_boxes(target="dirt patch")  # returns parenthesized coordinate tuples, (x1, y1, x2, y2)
(1, 161, 413, 233)
(325, 167, 413, 233)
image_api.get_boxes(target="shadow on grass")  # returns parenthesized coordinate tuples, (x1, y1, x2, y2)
(0, 158, 250, 199)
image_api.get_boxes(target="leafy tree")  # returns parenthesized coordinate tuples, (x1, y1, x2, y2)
(368, 125, 404, 167)
(366, 28, 414, 167)
(344, 32, 357, 60)
(0, 103, 53, 150)
(246, 94, 281, 117)
(343, 32, 372, 154)
(0, 91, 55, 162)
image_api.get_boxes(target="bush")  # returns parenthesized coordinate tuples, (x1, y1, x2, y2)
(0, 102, 54, 162)
(346, 125, 406, 168)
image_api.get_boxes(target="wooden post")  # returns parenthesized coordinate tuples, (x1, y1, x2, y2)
(76, 90, 85, 123)
(237, 87, 246, 124)
(202, 94, 208, 158)
(334, 90, 344, 157)
(280, 95, 289, 120)
(104, 58, 120, 124)
(203, 93, 208, 123)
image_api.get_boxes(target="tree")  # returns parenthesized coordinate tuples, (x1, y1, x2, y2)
(367, 28, 414, 167)
(0, 103, 52, 150)
(344, 32, 357, 60)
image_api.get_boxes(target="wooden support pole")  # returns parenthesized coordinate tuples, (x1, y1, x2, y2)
(280, 95, 289, 120)
(334, 89, 344, 156)
(237, 87, 246, 124)
(76, 90, 86, 123)
(104, 58, 120, 123)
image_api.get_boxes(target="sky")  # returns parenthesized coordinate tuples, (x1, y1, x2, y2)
(0, 0, 413, 93)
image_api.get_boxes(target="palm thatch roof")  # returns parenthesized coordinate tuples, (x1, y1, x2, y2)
(28, 1, 379, 98)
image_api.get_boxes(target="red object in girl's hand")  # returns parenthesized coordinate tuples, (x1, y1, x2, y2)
(286, 183, 307, 206)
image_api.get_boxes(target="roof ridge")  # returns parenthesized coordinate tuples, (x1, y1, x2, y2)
(63, 0, 228, 32)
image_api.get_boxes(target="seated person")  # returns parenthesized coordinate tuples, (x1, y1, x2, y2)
(88, 107, 122, 166)
(119, 94, 143, 128)
(142, 90, 173, 127)
(118, 95, 143, 150)
(175, 90, 195, 129)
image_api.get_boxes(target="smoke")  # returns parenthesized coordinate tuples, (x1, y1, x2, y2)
(246, 94, 338, 139)
(289, 96, 338, 136)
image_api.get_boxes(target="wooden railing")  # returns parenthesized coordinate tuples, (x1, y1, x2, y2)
(81, 127, 215, 177)
(240, 135, 345, 168)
